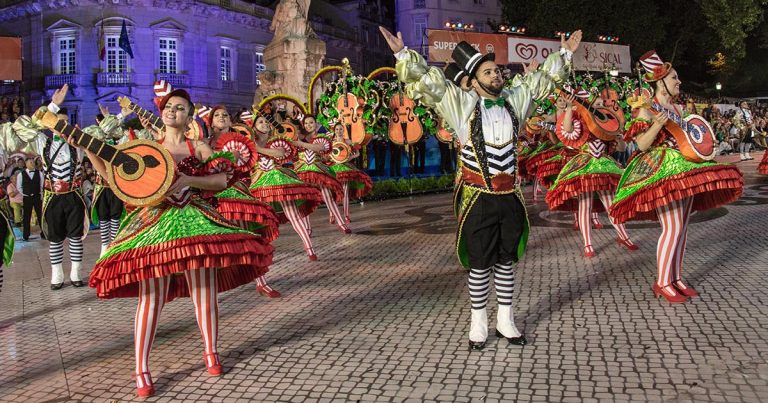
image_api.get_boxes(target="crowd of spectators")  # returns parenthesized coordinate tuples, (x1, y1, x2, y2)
(0, 96, 24, 124)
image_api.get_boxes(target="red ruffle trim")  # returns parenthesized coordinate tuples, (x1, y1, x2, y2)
(759, 153, 768, 175)
(545, 174, 619, 211)
(89, 233, 274, 300)
(525, 148, 559, 174)
(609, 165, 744, 223)
(216, 198, 280, 242)
(248, 185, 322, 224)
(335, 170, 373, 199)
(296, 171, 344, 203)
(536, 159, 567, 188)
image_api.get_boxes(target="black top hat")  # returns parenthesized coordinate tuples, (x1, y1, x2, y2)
(451, 41, 495, 80)
(444, 62, 467, 86)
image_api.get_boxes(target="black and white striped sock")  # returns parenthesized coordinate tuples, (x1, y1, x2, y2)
(468, 266, 491, 310)
(50, 241, 65, 265)
(69, 237, 83, 262)
(109, 218, 120, 242)
(99, 222, 111, 246)
(494, 262, 515, 306)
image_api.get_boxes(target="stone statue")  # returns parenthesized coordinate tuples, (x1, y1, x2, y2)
(256, 0, 326, 104)
(270, 0, 315, 39)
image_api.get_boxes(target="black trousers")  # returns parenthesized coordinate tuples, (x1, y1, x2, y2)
(22, 194, 42, 240)
(373, 140, 388, 177)
(439, 141, 455, 174)
(413, 139, 426, 174)
(44, 192, 85, 243)
(95, 188, 124, 221)
(389, 143, 402, 177)
(462, 192, 526, 269)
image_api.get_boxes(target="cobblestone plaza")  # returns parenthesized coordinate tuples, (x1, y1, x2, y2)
(1, 155, 767, 402)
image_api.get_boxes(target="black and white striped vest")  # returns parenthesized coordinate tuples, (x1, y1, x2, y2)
(459, 101, 520, 194)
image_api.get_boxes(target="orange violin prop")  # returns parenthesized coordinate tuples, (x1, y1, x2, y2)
(336, 60, 367, 145)
(388, 86, 423, 145)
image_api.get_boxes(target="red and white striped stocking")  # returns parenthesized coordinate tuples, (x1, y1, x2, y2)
(280, 201, 315, 256)
(134, 276, 169, 390)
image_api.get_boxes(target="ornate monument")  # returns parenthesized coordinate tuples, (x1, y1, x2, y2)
(255, 0, 326, 105)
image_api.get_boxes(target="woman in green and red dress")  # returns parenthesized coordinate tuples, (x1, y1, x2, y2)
(205, 105, 282, 297)
(546, 91, 638, 257)
(328, 122, 372, 224)
(293, 116, 350, 234)
(248, 115, 324, 260)
(609, 51, 743, 303)
(86, 90, 274, 397)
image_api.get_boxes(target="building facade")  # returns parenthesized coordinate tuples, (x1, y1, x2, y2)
(0, 0, 366, 126)
(396, 0, 502, 60)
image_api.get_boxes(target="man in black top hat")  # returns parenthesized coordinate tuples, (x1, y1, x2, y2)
(381, 26, 582, 351)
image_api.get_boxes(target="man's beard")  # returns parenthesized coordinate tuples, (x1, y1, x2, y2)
(479, 80, 503, 96)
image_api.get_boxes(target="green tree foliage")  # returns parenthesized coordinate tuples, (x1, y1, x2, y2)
(499, 0, 768, 95)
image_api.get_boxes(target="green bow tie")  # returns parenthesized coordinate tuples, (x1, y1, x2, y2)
(484, 98, 505, 109)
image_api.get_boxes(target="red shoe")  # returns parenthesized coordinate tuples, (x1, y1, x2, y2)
(652, 283, 688, 303)
(339, 225, 352, 234)
(256, 284, 282, 298)
(583, 245, 595, 258)
(616, 237, 639, 251)
(329, 216, 335, 224)
(672, 280, 699, 297)
(345, 215, 351, 224)
(134, 372, 155, 398)
(592, 221, 604, 229)
(204, 353, 223, 376)
(306, 248, 318, 261)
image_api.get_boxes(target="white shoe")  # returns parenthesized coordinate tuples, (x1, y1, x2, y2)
(51, 263, 64, 286)
(100, 244, 109, 257)
(70, 261, 82, 282)
(469, 308, 488, 343)
(496, 305, 522, 338)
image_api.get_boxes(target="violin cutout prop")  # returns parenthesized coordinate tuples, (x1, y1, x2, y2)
(556, 88, 624, 141)
(336, 59, 367, 145)
(35, 110, 175, 207)
(388, 84, 423, 146)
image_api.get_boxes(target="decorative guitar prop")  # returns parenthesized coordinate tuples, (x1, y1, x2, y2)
(556, 88, 624, 141)
(627, 65, 715, 163)
(526, 116, 556, 135)
(649, 102, 716, 162)
(117, 96, 205, 140)
(251, 105, 298, 141)
(34, 109, 175, 207)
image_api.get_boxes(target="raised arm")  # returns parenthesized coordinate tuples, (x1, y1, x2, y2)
(380, 26, 476, 143)
(505, 31, 581, 122)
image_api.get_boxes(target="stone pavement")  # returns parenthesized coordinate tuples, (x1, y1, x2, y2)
(0, 154, 767, 402)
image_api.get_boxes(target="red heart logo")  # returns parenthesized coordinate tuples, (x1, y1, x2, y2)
(515, 44, 537, 60)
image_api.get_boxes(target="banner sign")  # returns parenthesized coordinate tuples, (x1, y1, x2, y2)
(427, 30, 632, 73)
(426, 30, 509, 66)
(507, 36, 632, 73)
(0, 37, 22, 81)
